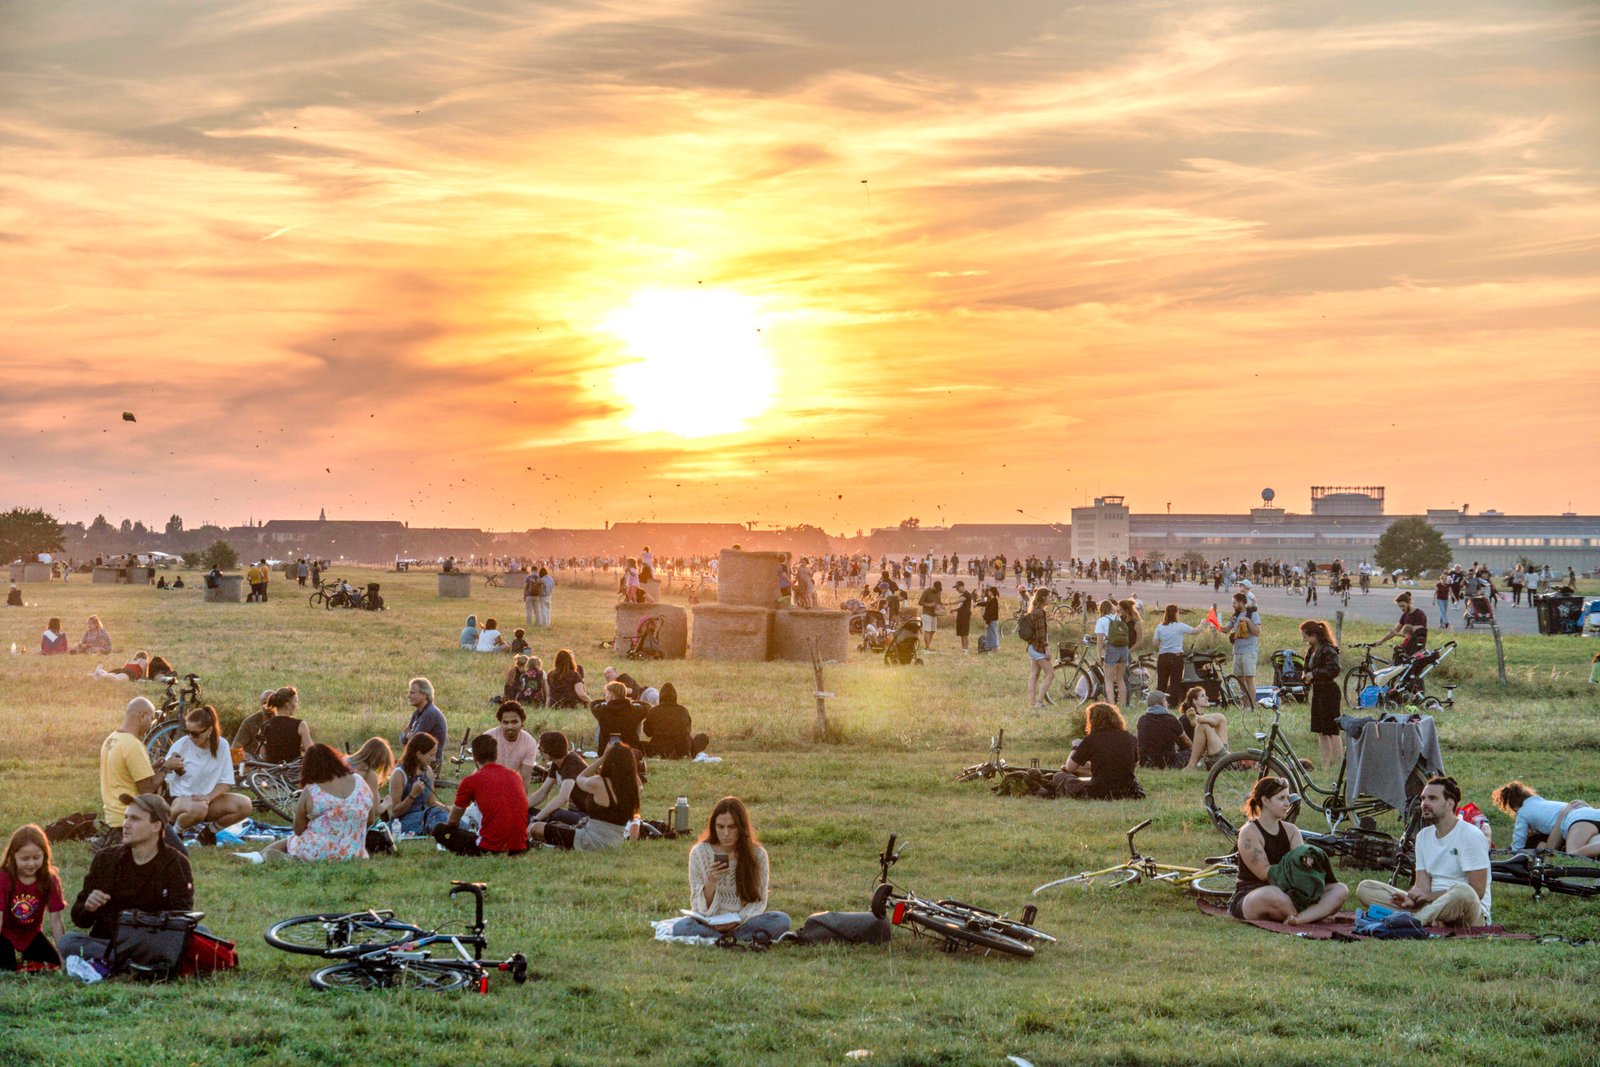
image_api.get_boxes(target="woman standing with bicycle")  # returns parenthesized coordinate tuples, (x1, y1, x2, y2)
(1022, 589, 1053, 709)
(1301, 620, 1343, 770)
(1226, 777, 1347, 924)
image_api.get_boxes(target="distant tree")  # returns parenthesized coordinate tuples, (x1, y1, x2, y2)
(132, 520, 149, 536)
(1374, 517, 1452, 577)
(0, 507, 65, 563)
(166, 515, 184, 537)
(180, 550, 202, 568)
(200, 540, 239, 570)
(898, 517, 921, 529)
(119, 518, 133, 535)
(1178, 550, 1207, 570)
(88, 514, 114, 536)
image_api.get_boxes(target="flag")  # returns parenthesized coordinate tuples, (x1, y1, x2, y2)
(1203, 606, 1222, 632)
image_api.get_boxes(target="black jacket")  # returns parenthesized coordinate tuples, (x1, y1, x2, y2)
(70, 843, 195, 940)
(1306, 642, 1342, 685)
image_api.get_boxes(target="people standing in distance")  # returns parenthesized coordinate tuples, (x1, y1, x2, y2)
(979, 586, 1001, 653)
(1225, 592, 1260, 710)
(536, 567, 554, 627)
(918, 580, 943, 651)
(1152, 604, 1200, 708)
(1301, 620, 1343, 770)
(670, 797, 791, 943)
(1356, 777, 1491, 927)
(951, 581, 974, 654)
(1226, 777, 1347, 924)
(1377, 592, 1429, 665)
(1023, 589, 1052, 709)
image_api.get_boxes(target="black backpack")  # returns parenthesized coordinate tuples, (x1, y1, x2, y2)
(793, 911, 892, 945)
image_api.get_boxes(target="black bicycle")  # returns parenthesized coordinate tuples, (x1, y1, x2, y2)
(955, 729, 1010, 783)
(869, 835, 1055, 958)
(1490, 850, 1600, 900)
(266, 881, 530, 992)
(144, 673, 203, 762)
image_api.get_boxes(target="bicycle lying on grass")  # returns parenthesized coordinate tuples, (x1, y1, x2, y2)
(241, 758, 302, 821)
(1031, 819, 1238, 901)
(1490, 850, 1600, 900)
(265, 881, 530, 992)
(869, 835, 1055, 958)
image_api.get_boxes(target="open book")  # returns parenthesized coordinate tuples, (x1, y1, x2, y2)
(680, 909, 742, 926)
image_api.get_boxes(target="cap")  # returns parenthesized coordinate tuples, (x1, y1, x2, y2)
(119, 792, 173, 825)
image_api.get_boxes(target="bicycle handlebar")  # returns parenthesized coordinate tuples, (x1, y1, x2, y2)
(1126, 819, 1152, 856)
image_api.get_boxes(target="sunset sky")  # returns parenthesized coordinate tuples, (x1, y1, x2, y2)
(3, 1, 1597, 534)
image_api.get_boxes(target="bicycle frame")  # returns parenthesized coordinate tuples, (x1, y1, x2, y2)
(1243, 707, 1402, 830)
(1033, 820, 1236, 895)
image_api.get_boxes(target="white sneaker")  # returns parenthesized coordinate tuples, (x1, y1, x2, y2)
(231, 851, 265, 864)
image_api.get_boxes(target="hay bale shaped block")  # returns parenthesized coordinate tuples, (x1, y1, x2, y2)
(690, 604, 773, 661)
(204, 574, 246, 603)
(8, 563, 24, 581)
(21, 562, 54, 582)
(640, 579, 662, 602)
(617, 602, 688, 659)
(437, 572, 472, 598)
(504, 572, 534, 592)
(771, 609, 852, 662)
(716, 549, 788, 608)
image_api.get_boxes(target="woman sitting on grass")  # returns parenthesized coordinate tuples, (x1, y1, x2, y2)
(347, 738, 395, 824)
(530, 741, 640, 851)
(164, 705, 253, 841)
(670, 797, 791, 943)
(259, 686, 313, 764)
(389, 734, 451, 836)
(475, 617, 508, 653)
(39, 618, 68, 656)
(0, 824, 66, 971)
(238, 745, 371, 864)
(459, 614, 480, 651)
(1179, 686, 1230, 772)
(546, 649, 590, 709)
(1053, 702, 1144, 800)
(70, 615, 112, 656)
(1225, 776, 1347, 924)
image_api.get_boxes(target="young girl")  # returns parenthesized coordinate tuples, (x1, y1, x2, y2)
(1, 825, 67, 970)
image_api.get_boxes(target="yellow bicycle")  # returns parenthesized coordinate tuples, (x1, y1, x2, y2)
(1033, 819, 1238, 901)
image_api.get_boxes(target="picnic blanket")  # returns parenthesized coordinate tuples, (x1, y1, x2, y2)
(1196, 900, 1530, 940)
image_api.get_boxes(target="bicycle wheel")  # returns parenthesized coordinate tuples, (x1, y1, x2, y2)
(245, 769, 299, 821)
(1218, 675, 1246, 709)
(1342, 667, 1375, 709)
(1188, 870, 1238, 901)
(144, 720, 183, 764)
(1204, 751, 1291, 837)
(902, 907, 1035, 958)
(310, 961, 472, 991)
(1061, 665, 1099, 707)
(308, 590, 325, 608)
(1544, 864, 1600, 896)
(265, 912, 427, 955)
(1036, 868, 1140, 893)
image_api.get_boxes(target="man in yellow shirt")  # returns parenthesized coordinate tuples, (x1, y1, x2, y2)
(101, 697, 171, 826)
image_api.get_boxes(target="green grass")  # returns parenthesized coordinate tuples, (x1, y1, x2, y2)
(2, 570, 1599, 1066)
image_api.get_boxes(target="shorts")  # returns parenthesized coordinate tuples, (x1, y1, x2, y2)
(1233, 649, 1258, 676)
(1027, 644, 1048, 662)
(1104, 645, 1130, 666)
(921, 613, 936, 633)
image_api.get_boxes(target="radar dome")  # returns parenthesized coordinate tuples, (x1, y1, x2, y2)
(1261, 488, 1276, 503)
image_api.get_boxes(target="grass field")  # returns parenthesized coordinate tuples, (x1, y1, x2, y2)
(2, 569, 1598, 1066)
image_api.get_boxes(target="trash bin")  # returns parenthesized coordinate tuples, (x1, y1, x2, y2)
(1533, 594, 1585, 635)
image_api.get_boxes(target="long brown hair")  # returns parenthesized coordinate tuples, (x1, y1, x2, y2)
(1162, 604, 1181, 625)
(553, 648, 577, 675)
(2, 824, 57, 883)
(699, 796, 763, 905)
(1244, 777, 1290, 817)
(1300, 619, 1337, 649)
(1085, 701, 1127, 734)
(1178, 686, 1206, 720)
(400, 734, 437, 779)
(300, 743, 352, 787)
(596, 742, 641, 820)
(185, 704, 223, 757)
(1492, 780, 1535, 815)
(350, 737, 395, 780)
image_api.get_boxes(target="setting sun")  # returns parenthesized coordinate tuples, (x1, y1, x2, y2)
(603, 288, 777, 438)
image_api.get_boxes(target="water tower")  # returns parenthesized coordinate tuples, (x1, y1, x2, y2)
(1251, 487, 1285, 524)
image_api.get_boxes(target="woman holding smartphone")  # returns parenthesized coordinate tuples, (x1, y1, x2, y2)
(670, 797, 790, 943)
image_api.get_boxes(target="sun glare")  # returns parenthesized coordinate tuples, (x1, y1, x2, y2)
(604, 288, 777, 438)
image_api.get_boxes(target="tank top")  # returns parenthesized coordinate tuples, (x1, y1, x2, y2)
(1235, 818, 1292, 896)
(261, 715, 304, 763)
(585, 773, 632, 827)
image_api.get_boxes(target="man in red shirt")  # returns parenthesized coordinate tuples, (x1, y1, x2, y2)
(432, 735, 529, 856)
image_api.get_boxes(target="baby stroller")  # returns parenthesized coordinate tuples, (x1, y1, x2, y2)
(857, 609, 889, 653)
(1270, 648, 1308, 703)
(624, 615, 665, 660)
(363, 582, 384, 611)
(1462, 595, 1495, 629)
(884, 619, 923, 666)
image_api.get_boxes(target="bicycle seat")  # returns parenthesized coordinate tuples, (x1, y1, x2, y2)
(450, 880, 488, 891)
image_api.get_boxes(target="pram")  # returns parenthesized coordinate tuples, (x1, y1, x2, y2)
(363, 582, 384, 611)
(1270, 648, 1308, 703)
(884, 619, 923, 665)
(624, 614, 665, 660)
(1462, 595, 1495, 629)
(1370, 641, 1457, 706)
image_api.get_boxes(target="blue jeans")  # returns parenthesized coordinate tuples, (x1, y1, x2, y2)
(1436, 598, 1449, 627)
(670, 911, 791, 942)
(980, 621, 999, 651)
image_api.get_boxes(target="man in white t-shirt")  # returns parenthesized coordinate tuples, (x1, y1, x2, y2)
(1356, 777, 1491, 927)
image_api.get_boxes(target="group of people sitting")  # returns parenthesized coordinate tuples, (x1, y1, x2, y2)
(1044, 691, 1229, 801)
(459, 615, 531, 655)
(35, 615, 113, 656)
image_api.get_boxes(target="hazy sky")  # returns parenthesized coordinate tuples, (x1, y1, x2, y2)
(3, 1, 1597, 533)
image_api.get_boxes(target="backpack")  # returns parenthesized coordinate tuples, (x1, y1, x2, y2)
(1016, 613, 1036, 643)
(110, 910, 203, 980)
(793, 911, 892, 945)
(1108, 616, 1131, 647)
(43, 811, 100, 844)
(524, 575, 537, 597)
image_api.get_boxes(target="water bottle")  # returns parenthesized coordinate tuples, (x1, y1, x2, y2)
(626, 815, 641, 841)
(389, 819, 402, 840)
(675, 796, 689, 835)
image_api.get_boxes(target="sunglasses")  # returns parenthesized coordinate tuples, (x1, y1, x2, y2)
(186, 727, 210, 737)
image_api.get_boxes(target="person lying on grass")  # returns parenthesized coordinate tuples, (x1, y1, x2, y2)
(670, 797, 791, 943)
(1226, 777, 1347, 925)
(91, 651, 149, 682)
(1, 824, 66, 971)
(237, 745, 372, 864)
(1492, 780, 1600, 858)
(1356, 776, 1490, 928)
(433, 734, 528, 857)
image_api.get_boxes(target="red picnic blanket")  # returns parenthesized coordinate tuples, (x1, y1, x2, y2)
(1196, 899, 1531, 940)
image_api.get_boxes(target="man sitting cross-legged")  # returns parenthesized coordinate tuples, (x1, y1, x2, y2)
(432, 734, 529, 857)
(1356, 776, 1491, 928)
